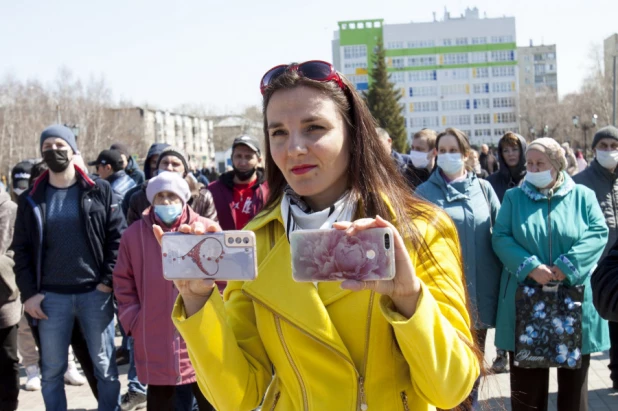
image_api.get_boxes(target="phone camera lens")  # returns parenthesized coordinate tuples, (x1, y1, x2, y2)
(227, 237, 234, 244)
(235, 237, 242, 244)
(384, 233, 391, 249)
(243, 237, 249, 244)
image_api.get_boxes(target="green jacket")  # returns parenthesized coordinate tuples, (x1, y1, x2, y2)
(416, 171, 502, 329)
(492, 172, 609, 354)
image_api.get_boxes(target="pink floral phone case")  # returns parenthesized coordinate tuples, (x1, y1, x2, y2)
(161, 231, 257, 281)
(289, 227, 396, 282)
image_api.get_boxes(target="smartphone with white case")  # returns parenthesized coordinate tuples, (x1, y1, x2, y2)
(161, 231, 257, 281)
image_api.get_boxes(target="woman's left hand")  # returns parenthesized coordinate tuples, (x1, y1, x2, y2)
(551, 266, 567, 281)
(333, 216, 422, 318)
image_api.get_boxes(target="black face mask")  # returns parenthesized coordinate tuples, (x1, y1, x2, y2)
(233, 166, 256, 182)
(42, 149, 72, 173)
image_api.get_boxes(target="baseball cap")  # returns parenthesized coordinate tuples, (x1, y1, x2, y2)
(88, 149, 124, 170)
(232, 135, 261, 156)
(12, 160, 35, 191)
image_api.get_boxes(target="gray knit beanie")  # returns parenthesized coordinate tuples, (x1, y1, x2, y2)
(146, 171, 191, 205)
(592, 126, 618, 149)
(40, 125, 79, 154)
(527, 137, 567, 172)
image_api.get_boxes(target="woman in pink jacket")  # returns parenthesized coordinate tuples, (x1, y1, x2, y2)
(113, 171, 215, 411)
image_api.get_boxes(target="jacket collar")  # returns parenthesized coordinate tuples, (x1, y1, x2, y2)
(107, 170, 128, 185)
(521, 171, 576, 201)
(30, 165, 95, 198)
(590, 158, 618, 181)
(426, 169, 473, 202)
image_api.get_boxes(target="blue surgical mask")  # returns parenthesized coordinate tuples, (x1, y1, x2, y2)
(154, 204, 183, 225)
(437, 153, 465, 175)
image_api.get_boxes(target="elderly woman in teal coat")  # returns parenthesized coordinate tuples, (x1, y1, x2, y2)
(492, 137, 609, 411)
(416, 128, 502, 345)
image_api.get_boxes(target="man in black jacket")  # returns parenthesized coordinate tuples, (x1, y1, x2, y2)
(11, 125, 125, 410)
(377, 128, 429, 190)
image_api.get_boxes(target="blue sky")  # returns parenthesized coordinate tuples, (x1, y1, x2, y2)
(1, 0, 616, 112)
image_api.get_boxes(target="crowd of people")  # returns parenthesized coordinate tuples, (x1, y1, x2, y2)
(1, 60, 618, 411)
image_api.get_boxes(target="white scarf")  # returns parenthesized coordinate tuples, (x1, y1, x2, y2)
(281, 187, 356, 242)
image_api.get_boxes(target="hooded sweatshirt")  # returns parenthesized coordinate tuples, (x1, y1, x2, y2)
(121, 143, 170, 217)
(486, 134, 528, 202)
(125, 156, 145, 186)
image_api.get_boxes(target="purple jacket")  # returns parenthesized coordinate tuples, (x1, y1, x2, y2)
(114, 206, 206, 385)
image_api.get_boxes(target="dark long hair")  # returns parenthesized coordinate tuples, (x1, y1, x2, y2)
(259, 67, 485, 408)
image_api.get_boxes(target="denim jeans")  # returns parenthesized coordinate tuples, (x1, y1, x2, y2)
(39, 290, 120, 411)
(127, 337, 147, 395)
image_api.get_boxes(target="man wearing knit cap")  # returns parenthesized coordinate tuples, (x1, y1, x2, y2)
(12, 124, 124, 409)
(577, 125, 618, 389)
(125, 145, 216, 225)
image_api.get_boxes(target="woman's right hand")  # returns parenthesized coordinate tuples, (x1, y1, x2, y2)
(153, 219, 221, 317)
(528, 264, 554, 285)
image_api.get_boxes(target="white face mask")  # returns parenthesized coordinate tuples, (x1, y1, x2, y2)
(596, 150, 618, 170)
(437, 153, 465, 176)
(474, 163, 482, 174)
(409, 150, 429, 169)
(525, 169, 554, 189)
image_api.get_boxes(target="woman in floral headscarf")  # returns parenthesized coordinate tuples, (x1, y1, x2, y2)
(492, 137, 609, 411)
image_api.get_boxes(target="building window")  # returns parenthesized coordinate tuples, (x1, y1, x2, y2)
(441, 84, 468, 95)
(407, 40, 435, 48)
(410, 116, 440, 127)
(408, 70, 437, 82)
(444, 53, 469, 65)
(443, 115, 471, 126)
(491, 50, 515, 62)
(455, 37, 468, 45)
(390, 72, 405, 83)
(387, 41, 404, 49)
(493, 97, 516, 108)
(491, 35, 514, 44)
(473, 83, 490, 94)
(494, 128, 514, 136)
(441, 100, 470, 111)
(474, 129, 492, 137)
(410, 101, 439, 112)
(442, 38, 452, 46)
(471, 37, 487, 45)
(473, 98, 490, 109)
(495, 112, 517, 123)
(491, 66, 516, 77)
(409, 86, 439, 97)
(343, 45, 367, 59)
(449, 68, 469, 80)
(491, 81, 514, 93)
(392, 57, 405, 68)
(406, 56, 437, 67)
(470, 52, 488, 63)
(474, 114, 491, 124)
(475, 67, 490, 78)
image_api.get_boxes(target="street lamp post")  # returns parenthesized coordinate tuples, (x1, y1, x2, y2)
(572, 114, 598, 160)
(543, 125, 549, 137)
(529, 127, 536, 140)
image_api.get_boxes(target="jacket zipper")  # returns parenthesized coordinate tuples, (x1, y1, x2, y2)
(243, 289, 374, 410)
(274, 315, 308, 411)
(400, 391, 410, 411)
(270, 391, 281, 411)
(548, 194, 553, 265)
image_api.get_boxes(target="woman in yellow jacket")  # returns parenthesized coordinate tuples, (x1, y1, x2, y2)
(162, 61, 481, 410)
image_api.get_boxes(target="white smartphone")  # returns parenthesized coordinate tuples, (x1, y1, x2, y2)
(289, 227, 396, 282)
(160, 231, 258, 281)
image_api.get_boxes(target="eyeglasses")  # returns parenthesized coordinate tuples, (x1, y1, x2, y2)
(260, 60, 346, 95)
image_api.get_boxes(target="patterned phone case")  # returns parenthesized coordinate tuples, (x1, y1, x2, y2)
(290, 227, 396, 282)
(161, 231, 257, 281)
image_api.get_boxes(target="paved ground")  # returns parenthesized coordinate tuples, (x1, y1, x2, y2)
(17, 330, 618, 410)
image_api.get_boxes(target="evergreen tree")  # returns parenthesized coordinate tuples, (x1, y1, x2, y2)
(364, 38, 408, 153)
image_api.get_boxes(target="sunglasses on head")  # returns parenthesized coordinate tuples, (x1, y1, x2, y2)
(260, 60, 346, 95)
